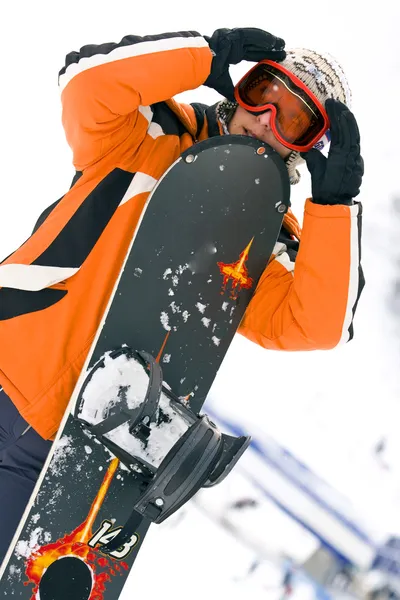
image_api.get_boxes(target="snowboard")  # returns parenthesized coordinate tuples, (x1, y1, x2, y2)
(0, 135, 290, 599)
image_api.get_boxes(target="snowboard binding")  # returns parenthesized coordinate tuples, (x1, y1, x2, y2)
(74, 346, 250, 552)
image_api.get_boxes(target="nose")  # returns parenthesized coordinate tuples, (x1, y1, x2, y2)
(257, 110, 272, 129)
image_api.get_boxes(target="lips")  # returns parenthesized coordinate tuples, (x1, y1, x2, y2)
(244, 128, 257, 138)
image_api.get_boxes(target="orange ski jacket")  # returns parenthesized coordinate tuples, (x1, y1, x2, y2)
(0, 31, 364, 440)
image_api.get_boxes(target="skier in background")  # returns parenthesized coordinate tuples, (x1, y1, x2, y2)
(0, 27, 364, 564)
(373, 437, 390, 470)
(280, 562, 295, 600)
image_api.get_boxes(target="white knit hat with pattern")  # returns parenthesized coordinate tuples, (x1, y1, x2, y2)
(278, 47, 352, 184)
(217, 48, 352, 185)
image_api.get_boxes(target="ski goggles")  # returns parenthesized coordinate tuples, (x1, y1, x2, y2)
(234, 60, 330, 152)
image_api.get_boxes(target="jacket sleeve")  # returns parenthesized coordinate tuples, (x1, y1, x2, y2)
(238, 199, 364, 350)
(59, 31, 213, 169)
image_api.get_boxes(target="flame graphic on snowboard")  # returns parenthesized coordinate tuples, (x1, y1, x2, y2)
(23, 458, 132, 599)
(217, 239, 254, 299)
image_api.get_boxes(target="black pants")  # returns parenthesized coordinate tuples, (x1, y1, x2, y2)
(0, 388, 52, 565)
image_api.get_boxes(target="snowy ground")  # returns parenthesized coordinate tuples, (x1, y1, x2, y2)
(1, 1, 400, 598)
(131, 500, 326, 600)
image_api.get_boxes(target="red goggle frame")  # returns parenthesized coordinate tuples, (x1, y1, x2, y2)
(234, 60, 330, 152)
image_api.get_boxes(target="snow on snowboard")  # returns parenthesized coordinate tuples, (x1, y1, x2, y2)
(0, 136, 289, 599)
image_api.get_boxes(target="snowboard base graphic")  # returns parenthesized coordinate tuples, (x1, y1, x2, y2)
(0, 136, 290, 599)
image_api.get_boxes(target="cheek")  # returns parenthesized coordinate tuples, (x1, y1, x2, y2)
(269, 137, 293, 159)
(229, 116, 246, 134)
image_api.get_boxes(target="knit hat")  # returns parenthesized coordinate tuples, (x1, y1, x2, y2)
(216, 100, 238, 134)
(217, 48, 352, 184)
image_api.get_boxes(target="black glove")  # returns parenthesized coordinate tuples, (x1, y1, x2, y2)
(204, 28, 286, 101)
(300, 99, 364, 206)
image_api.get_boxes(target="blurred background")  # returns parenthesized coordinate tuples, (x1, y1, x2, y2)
(1, 1, 399, 598)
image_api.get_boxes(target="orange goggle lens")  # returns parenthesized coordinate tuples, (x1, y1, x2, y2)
(234, 60, 329, 151)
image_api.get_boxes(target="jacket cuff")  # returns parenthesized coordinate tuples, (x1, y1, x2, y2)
(304, 198, 362, 218)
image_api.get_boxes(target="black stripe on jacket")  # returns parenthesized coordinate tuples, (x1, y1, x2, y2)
(0, 169, 135, 321)
(59, 31, 203, 78)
